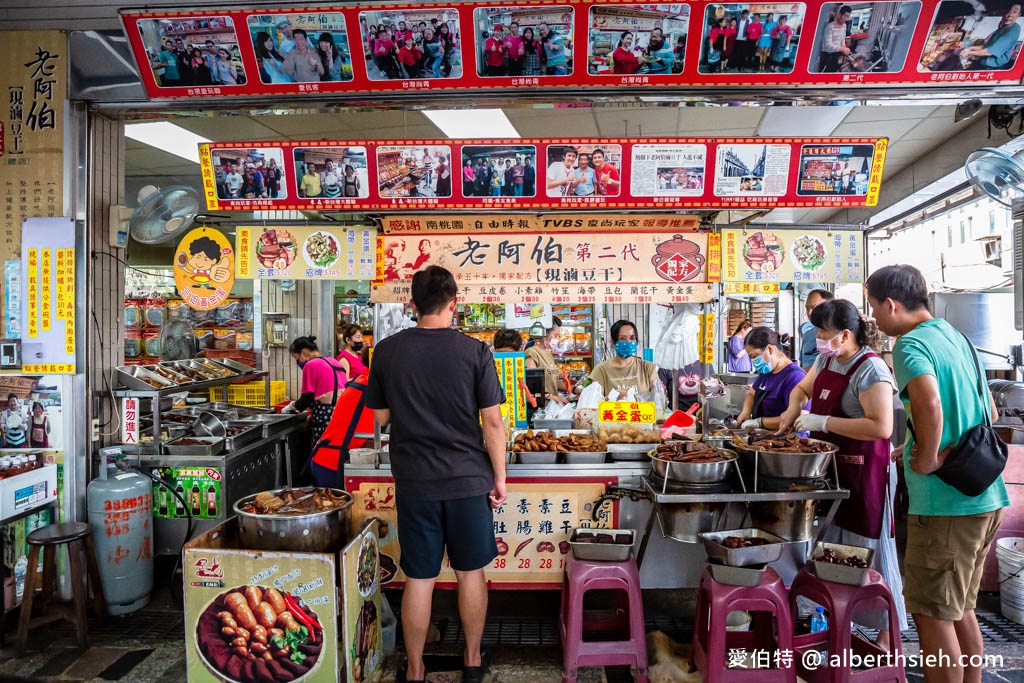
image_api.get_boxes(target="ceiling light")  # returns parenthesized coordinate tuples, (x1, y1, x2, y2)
(423, 109, 520, 139)
(125, 121, 211, 164)
(756, 105, 853, 137)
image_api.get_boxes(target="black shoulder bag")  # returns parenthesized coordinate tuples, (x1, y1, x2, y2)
(906, 330, 1007, 496)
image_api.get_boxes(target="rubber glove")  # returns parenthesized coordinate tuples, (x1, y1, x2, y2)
(281, 401, 297, 414)
(795, 413, 829, 433)
(740, 418, 762, 430)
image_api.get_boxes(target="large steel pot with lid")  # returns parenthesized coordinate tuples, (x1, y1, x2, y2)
(233, 488, 353, 552)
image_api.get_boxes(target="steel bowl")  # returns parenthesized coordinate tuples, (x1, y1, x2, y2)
(648, 447, 738, 483)
(233, 488, 353, 552)
(193, 411, 226, 438)
(733, 438, 837, 479)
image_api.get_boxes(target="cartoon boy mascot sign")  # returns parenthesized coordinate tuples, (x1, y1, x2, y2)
(174, 227, 235, 310)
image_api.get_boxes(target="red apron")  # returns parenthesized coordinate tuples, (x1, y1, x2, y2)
(809, 352, 890, 539)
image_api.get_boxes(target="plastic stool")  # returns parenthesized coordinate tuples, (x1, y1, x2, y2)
(789, 565, 904, 683)
(15, 522, 107, 657)
(559, 553, 649, 683)
(692, 566, 796, 683)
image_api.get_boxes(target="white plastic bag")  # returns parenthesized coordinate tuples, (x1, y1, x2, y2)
(653, 304, 701, 370)
(577, 382, 603, 410)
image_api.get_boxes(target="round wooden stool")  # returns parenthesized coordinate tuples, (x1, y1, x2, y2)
(14, 522, 107, 657)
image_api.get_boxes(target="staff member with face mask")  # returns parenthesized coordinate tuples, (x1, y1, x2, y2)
(777, 299, 908, 649)
(736, 327, 807, 430)
(587, 319, 659, 397)
(525, 316, 568, 404)
(285, 335, 349, 458)
(337, 323, 368, 377)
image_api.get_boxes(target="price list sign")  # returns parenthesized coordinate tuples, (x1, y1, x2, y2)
(21, 217, 75, 373)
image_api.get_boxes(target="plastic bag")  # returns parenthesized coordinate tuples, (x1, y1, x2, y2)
(577, 382, 603, 410)
(653, 304, 701, 370)
(551, 400, 576, 420)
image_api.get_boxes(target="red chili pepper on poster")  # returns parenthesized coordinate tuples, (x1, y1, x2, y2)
(284, 592, 323, 632)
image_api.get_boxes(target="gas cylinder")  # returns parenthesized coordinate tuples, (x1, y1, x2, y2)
(87, 464, 153, 615)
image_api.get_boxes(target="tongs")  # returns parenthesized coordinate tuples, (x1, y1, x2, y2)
(747, 429, 792, 445)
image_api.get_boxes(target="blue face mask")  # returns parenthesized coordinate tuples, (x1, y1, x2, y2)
(751, 353, 771, 374)
(615, 340, 638, 358)
(295, 359, 306, 369)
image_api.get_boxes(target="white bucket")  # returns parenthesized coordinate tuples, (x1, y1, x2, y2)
(349, 448, 378, 465)
(995, 537, 1024, 625)
(726, 610, 752, 632)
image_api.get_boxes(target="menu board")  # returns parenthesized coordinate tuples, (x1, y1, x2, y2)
(722, 228, 864, 283)
(235, 226, 377, 280)
(198, 137, 886, 212)
(371, 231, 718, 304)
(344, 476, 616, 588)
(21, 218, 75, 374)
(342, 521, 383, 683)
(122, 0, 1024, 100)
(381, 213, 701, 234)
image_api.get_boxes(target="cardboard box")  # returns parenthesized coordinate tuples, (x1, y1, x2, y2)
(0, 464, 57, 521)
(183, 517, 383, 683)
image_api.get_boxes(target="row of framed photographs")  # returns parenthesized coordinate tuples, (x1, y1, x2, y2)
(203, 140, 879, 205)
(127, 0, 1024, 95)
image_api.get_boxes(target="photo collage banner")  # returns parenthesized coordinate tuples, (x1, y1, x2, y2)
(122, 0, 1024, 99)
(198, 137, 887, 211)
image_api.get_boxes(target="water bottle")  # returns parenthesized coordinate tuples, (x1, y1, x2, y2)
(13, 556, 27, 602)
(810, 606, 828, 633)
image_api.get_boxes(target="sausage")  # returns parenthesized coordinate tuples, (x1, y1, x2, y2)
(224, 592, 248, 614)
(235, 627, 250, 643)
(268, 628, 284, 640)
(250, 642, 268, 655)
(233, 604, 258, 631)
(254, 602, 277, 629)
(263, 587, 287, 614)
(231, 645, 249, 658)
(251, 625, 268, 645)
(221, 627, 237, 638)
(244, 585, 263, 611)
(514, 538, 533, 557)
(276, 610, 302, 633)
(230, 636, 248, 649)
(217, 611, 239, 630)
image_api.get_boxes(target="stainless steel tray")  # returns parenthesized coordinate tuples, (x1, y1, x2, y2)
(708, 562, 766, 587)
(212, 358, 255, 375)
(570, 528, 635, 561)
(178, 360, 222, 380)
(116, 366, 176, 391)
(699, 529, 786, 567)
(234, 413, 298, 438)
(224, 423, 262, 451)
(194, 358, 239, 378)
(161, 435, 224, 456)
(811, 542, 874, 585)
(205, 402, 272, 416)
(142, 364, 191, 385)
(608, 442, 650, 462)
(564, 451, 608, 464)
(516, 451, 558, 464)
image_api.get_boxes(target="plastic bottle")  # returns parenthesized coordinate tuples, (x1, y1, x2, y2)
(13, 556, 27, 602)
(810, 606, 828, 633)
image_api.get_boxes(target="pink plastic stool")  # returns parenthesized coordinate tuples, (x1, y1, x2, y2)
(559, 553, 649, 683)
(692, 566, 796, 683)
(789, 565, 904, 683)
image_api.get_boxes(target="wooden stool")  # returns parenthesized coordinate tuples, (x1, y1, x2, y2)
(15, 522, 107, 657)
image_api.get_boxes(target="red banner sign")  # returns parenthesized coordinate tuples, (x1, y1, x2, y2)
(122, 0, 1024, 99)
(198, 137, 886, 212)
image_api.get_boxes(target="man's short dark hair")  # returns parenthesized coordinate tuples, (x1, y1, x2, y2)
(839, 5, 852, 14)
(745, 326, 779, 350)
(806, 288, 835, 303)
(411, 265, 457, 315)
(293, 28, 307, 39)
(563, 146, 578, 159)
(865, 264, 930, 311)
(493, 328, 523, 351)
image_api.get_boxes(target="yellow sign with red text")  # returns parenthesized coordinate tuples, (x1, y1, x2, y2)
(598, 401, 656, 424)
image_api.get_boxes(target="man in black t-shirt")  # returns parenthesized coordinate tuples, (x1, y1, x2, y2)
(366, 265, 507, 683)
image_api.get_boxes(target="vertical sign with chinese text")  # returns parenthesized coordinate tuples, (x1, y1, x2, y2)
(121, 397, 139, 446)
(21, 217, 74, 373)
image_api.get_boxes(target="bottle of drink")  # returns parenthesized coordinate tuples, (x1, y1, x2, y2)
(174, 481, 185, 516)
(810, 606, 828, 633)
(191, 481, 202, 517)
(207, 485, 217, 517)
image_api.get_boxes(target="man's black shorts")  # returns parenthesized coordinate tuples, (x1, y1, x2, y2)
(396, 493, 498, 579)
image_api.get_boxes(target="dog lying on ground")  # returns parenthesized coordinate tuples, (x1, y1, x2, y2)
(647, 630, 701, 683)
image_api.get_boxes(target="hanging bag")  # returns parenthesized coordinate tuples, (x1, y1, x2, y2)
(905, 330, 1007, 496)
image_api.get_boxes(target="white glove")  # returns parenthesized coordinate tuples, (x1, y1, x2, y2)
(741, 418, 762, 430)
(281, 401, 297, 414)
(795, 413, 829, 433)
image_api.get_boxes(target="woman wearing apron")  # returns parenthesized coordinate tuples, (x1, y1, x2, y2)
(778, 299, 908, 649)
(285, 335, 349, 464)
(736, 327, 807, 430)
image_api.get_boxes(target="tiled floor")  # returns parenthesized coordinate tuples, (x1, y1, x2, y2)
(2, 588, 1024, 681)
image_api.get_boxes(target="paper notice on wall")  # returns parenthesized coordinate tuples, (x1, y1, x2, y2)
(713, 143, 791, 197)
(5, 260, 21, 338)
(21, 217, 74, 373)
(629, 144, 707, 197)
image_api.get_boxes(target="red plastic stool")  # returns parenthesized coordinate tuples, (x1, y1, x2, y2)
(789, 565, 904, 683)
(559, 553, 649, 683)
(692, 566, 796, 683)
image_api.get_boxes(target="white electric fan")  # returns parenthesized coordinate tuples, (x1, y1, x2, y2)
(110, 185, 201, 246)
(160, 319, 198, 361)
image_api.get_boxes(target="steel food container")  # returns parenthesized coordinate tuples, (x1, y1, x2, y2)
(223, 423, 262, 451)
(233, 488, 353, 552)
(699, 529, 787, 567)
(569, 528, 634, 561)
(656, 502, 725, 543)
(811, 542, 875, 585)
(750, 499, 818, 541)
(193, 412, 226, 438)
(116, 366, 175, 391)
(708, 562, 767, 587)
(162, 435, 224, 456)
(608, 443, 652, 461)
(517, 451, 558, 464)
(213, 358, 255, 375)
(648, 448, 738, 483)
(733, 438, 837, 479)
(564, 451, 608, 465)
(234, 413, 298, 438)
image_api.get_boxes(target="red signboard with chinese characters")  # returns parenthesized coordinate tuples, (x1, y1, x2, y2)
(198, 137, 886, 212)
(345, 475, 618, 589)
(371, 231, 718, 304)
(122, 0, 1024, 100)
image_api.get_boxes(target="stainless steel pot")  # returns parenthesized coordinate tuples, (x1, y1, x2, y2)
(749, 499, 818, 541)
(734, 439, 837, 479)
(656, 502, 725, 542)
(648, 448, 738, 484)
(233, 488, 353, 552)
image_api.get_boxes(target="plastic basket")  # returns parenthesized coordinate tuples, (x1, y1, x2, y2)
(208, 380, 286, 407)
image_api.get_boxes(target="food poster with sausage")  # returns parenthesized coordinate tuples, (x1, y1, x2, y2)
(174, 227, 235, 311)
(183, 544, 338, 683)
(235, 225, 377, 280)
(344, 476, 616, 588)
(722, 228, 864, 283)
(342, 520, 383, 683)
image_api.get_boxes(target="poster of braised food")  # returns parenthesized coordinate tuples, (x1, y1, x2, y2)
(183, 543, 338, 682)
(722, 228, 863, 283)
(342, 520, 383, 683)
(235, 226, 377, 280)
(343, 477, 615, 588)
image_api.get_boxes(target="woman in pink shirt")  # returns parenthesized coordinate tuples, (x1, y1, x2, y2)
(287, 335, 349, 452)
(337, 324, 369, 378)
